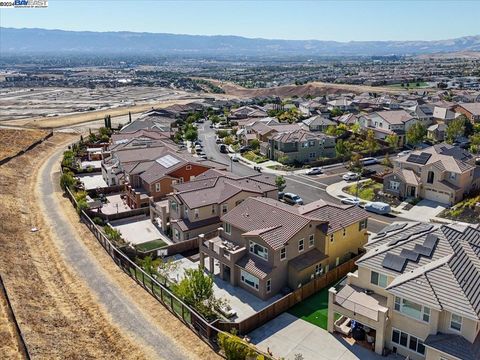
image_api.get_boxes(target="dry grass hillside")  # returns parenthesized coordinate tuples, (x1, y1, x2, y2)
(0, 129, 49, 160)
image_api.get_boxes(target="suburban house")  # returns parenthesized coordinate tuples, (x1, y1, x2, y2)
(454, 103, 480, 123)
(327, 98, 354, 112)
(265, 129, 336, 164)
(119, 109, 177, 136)
(336, 113, 359, 126)
(157, 169, 278, 242)
(427, 123, 447, 142)
(229, 105, 268, 120)
(328, 221, 480, 360)
(301, 115, 337, 132)
(101, 138, 225, 208)
(299, 99, 325, 116)
(383, 144, 480, 205)
(200, 197, 368, 300)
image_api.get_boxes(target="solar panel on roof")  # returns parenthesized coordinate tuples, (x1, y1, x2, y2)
(400, 249, 420, 262)
(414, 244, 434, 257)
(424, 233, 439, 250)
(388, 233, 411, 246)
(382, 253, 407, 272)
(156, 154, 181, 168)
(406, 152, 431, 165)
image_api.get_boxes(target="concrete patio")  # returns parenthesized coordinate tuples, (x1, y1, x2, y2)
(167, 255, 282, 322)
(77, 172, 107, 190)
(249, 313, 401, 360)
(100, 193, 131, 215)
(109, 215, 172, 246)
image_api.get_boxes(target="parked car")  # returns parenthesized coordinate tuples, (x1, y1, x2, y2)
(361, 168, 377, 177)
(231, 154, 239, 162)
(364, 202, 391, 215)
(239, 145, 251, 154)
(283, 193, 304, 205)
(360, 157, 378, 166)
(195, 148, 203, 154)
(397, 150, 411, 157)
(216, 137, 222, 144)
(219, 144, 228, 153)
(306, 167, 323, 175)
(200, 154, 208, 159)
(341, 197, 360, 206)
(196, 118, 204, 123)
(343, 172, 360, 181)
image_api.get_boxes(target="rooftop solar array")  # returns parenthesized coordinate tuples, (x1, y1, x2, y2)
(406, 152, 432, 165)
(156, 154, 181, 168)
(400, 249, 421, 262)
(382, 253, 408, 272)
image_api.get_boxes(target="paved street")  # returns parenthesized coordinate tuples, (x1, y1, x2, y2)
(198, 121, 398, 234)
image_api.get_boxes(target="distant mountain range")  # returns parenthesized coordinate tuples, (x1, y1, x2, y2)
(1, 27, 480, 57)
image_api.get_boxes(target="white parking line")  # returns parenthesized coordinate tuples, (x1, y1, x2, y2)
(286, 176, 326, 191)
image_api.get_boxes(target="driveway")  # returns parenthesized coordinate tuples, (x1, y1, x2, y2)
(396, 199, 446, 222)
(249, 313, 390, 360)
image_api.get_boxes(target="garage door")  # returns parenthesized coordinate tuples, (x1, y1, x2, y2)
(424, 188, 451, 205)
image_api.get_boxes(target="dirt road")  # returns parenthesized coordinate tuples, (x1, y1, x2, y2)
(0, 132, 219, 359)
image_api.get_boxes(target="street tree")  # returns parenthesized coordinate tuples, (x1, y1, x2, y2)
(406, 122, 427, 147)
(385, 134, 399, 150)
(445, 117, 465, 144)
(275, 175, 286, 191)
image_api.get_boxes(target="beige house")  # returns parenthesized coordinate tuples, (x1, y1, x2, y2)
(156, 169, 278, 242)
(328, 222, 480, 359)
(200, 197, 368, 300)
(383, 144, 480, 205)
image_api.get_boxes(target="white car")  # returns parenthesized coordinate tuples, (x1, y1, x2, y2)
(341, 197, 360, 206)
(343, 172, 360, 181)
(306, 167, 323, 175)
(231, 154, 239, 162)
(397, 150, 411, 157)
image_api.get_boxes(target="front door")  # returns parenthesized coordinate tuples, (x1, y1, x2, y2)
(223, 265, 231, 282)
(409, 186, 416, 197)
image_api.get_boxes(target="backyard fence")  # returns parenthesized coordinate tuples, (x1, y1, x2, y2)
(217, 254, 361, 335)
(86, 206, 150, 222)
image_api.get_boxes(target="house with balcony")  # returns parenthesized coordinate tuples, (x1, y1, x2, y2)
(328, 221, 480, 360)
(199, 197, 368, 300)
(383, 144, 480, 205)
(265, 129, 336, 164)
(157, 169, 278, 242)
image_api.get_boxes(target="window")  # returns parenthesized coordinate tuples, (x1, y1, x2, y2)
(392, 329, 425, 355)
(171, 201, 177, 212)
(450, 172, 456, 180)
(174, 228, 180, 240)
(395, 296, 430, 323)
(179, 177, 184, 183)
(335, 257, 340, 266)
(249, 241, 268, 261)
(298, 239, 304, 252)
(240, 270, 259, 290)
(359, 219, 368, 230)
(194, 209, 199, 219)
(343, 228, 346, 237)
(330, 234, 334, 242)
(190, 175, 195, 181)
(308, 140, 315, 147)
(211, 204, 215, 214)
(280, 247, 286, 261)
(371, 271, 388, 288)
(186, 165, 192, 170)
(309, 234, 315, 247)
(389, 181, 400, 191)
(266, 279, 271, 293)
(155, 183, 161, 192)
(224, 222, 231, 235)
(450, 314, 462, 332)
(315, 264, 323, 275)
(184, 207, 189, 217)
(427, 171, 434, 184)
(309, 152, 316, 159)
(222, 204, 228, 214)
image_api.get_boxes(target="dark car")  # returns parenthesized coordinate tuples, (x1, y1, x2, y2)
(361, 168, 377, 177)
(239, 146, 251, 153)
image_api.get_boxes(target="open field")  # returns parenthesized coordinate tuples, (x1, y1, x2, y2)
(0, 278, 23, 360)
(205, 78, 409, 98)
(0, 128, 49, 160)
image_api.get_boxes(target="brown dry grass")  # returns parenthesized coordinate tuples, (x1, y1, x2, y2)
(0, 128, 49, 160)
(0, 134, 155, 359)
(5, 99, 196, 129)
(0, 286, 23, 360)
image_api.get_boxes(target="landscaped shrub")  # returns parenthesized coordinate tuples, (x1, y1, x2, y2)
(92, 217, 105, 226)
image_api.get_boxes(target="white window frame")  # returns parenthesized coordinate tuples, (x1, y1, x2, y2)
(155, 182, 161, 192)
(391, 328, 425, 355)
(359, 219, 368, 230)
(371, 271, 388, 288)
(389, 181, 400, 191)
(298, 238, 304, 252)
(240, 269, 259, 291)
(450, 313, 462, 332)
(249, 241, 268, 261)
(224, 222, 231, 235)
(266, 279, 271, 293)
(394, 296, 431, 323)
(179, 177, 184, 183)
(170, 200, 177, 212)
(315, 263, 323, 275)
(280, 247, 286, 261)
(174, 228, 180, 240)
(330, 234, 334, 242)
(186, 164, 192, 170)
(309, 234, 315, 247)
(222, 203, 228, 214)
(211, 204, 216, 214)
(194, 208, 199, 219)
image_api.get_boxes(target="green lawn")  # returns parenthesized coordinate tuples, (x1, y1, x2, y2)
(135, 239, 168, 252)
(243, 151, 268, 164)
(344, 180, 382, 201)
(288, 287, 330, 329)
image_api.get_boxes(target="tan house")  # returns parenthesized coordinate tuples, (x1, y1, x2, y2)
(328, 222, 480, 359)
(454, 103, 480, 123)
(200, 197, 368, 300)
(383, 144, 480, 205)
(157, 169, 278, 241)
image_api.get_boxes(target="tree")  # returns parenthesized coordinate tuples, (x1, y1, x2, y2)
(469, 133, 480, 154)
(385, 134, 399, 150)
(382, 153, 393, 168)
(349, 152, 363, 174)
(335, 139, 347, 158)
(364, 129, 379, 155)
(275, 175, 286, 191)
(173, 267, 213, 306)
(184, 124, 198, 142)
(330, 107, 343, 117)
(250, 139, 260, 150)
(406, 122, 427, 147)
(350, 122, 361, 134)
(445, 117, 465, 144)
(60, 171, 76, 190)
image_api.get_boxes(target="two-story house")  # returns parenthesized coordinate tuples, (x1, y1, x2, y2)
(383, 144, 480, 205)
(199, 197, 368, 300)
(328, 222, 480, 359)
(159, 169, 278, 242)
(301, 115, 337, 132)
(265, 129, 336, 164)
(454, 103, 480, 123)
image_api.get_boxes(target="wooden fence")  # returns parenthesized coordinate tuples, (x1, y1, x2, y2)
(217, 254, 361, 335)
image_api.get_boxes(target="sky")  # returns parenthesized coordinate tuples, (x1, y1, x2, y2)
(1, 0, 480, 42)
